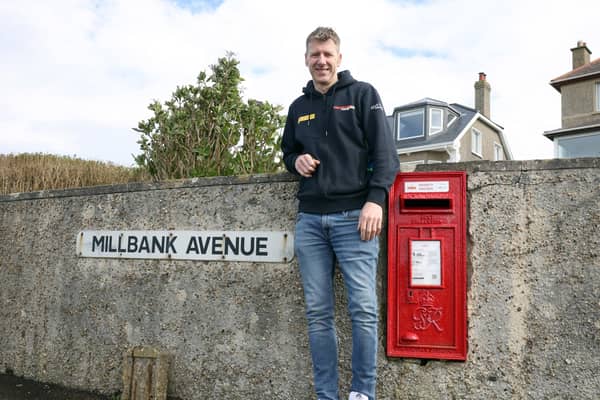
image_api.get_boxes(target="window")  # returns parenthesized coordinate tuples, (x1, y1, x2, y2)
(596, 82, 600, 112)
(447, 113, 457, 127)
(471, 128, 482, 157)
(556, 132, 600, 158)
(398, 109, 424, 140)
(430, 108, 443, 134)
(494, 142, 504, 161)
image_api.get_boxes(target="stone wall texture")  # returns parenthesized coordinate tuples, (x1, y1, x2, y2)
(1, 159, 599, 399)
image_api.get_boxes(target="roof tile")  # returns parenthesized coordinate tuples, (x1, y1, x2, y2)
(551, 57, 600, 89)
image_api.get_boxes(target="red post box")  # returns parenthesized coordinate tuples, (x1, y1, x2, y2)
(387, 171, 467, 360)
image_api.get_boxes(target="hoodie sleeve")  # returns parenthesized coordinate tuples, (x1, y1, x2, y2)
(281, 106, 301, 176)
(359, 84, 400, 207)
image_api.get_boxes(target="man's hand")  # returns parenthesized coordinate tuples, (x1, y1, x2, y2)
(295, 154, 320, 178)
(358, 201, 383, 241)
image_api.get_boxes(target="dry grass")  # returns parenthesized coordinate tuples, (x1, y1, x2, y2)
(0, 153, 151, 195)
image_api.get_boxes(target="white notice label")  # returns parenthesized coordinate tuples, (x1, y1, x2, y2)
(405, 181, 449, 193)
(411, 240, 441, 286)
(76, 230, 294, 263)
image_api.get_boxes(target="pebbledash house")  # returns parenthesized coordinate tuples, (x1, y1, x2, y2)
(388, 73, 513, 171)
(544, 40, 600, 158)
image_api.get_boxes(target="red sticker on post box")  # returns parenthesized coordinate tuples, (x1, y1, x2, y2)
(405, 181, 449, 193)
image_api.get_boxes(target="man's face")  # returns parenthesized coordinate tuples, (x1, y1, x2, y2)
(305, 39, 342, 93)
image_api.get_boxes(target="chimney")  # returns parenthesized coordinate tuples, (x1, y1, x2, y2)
(571, 40, 591, 69)
(474, 72, 491, 118)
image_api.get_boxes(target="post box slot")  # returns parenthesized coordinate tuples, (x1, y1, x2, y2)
(402, 198, 451, 210)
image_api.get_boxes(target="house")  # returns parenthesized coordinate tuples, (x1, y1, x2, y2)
(544, 41, 600, 158)
(389, 73, 513, 170)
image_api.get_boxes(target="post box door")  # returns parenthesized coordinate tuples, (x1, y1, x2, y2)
(387, 171, 467, 360)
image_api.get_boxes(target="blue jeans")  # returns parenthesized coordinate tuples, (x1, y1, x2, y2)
(295, 210, 379, 400)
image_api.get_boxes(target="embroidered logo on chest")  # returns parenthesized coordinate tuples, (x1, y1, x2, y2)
(333, 105, 355, 111)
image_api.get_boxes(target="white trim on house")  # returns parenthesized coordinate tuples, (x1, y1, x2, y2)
(472, 112, 513, 159)
(471, 128, 483, 158)
(496, 130, 513, 159)
(396, 141, 454, 154)
(399, 159, 426, 172)
(443, 145, 458, 162)
(447, 114, 458, 127)
(400, 160, 426, 166)
(475, 112, 504, 131)
(544, 122, 600, 136)
(450, 139, 461, 162)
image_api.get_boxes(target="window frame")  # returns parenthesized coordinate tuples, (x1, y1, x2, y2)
(429, 108, 443, 135)
(555, 131, 600, 158)
(397, 108, 425, 140)
(471, 128, 483, 158)
(494, 142, 504, 161)
(447, 113, 458, 127)
(596, 82, 600, 112)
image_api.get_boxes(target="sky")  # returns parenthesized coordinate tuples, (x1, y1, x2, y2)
(1, 0, 599, 167)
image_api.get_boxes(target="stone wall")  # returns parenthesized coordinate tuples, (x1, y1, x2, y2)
(0, 159, 598, 399)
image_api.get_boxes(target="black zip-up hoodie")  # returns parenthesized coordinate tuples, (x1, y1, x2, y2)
(282, 70, 400, 213)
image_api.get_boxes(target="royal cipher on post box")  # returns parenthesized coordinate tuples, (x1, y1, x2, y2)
(387, 171, 467, 360)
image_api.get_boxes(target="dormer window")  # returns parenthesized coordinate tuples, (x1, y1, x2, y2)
(429, 108, 443, 134)
(596, 82, 600, 111)
(447, 113, 457, 127)
(397, 109, 424, 140)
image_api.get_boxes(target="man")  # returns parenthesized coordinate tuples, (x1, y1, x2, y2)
(281, 27, 399, 400)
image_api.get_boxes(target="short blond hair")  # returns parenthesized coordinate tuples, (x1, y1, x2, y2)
(306, 27, 340, 52)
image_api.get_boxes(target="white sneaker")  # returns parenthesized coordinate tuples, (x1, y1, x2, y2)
(348, 391, 369, 400)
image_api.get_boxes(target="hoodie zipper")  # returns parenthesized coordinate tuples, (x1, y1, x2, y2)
(321, 88, 337, 198)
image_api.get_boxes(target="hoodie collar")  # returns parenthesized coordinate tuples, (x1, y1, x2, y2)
(303, 70, 356, 96)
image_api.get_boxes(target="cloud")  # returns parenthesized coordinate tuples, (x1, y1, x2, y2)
(174, 0, 225, 13)
(1, 0, 599, 165)
(379, 44, 447, 59)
